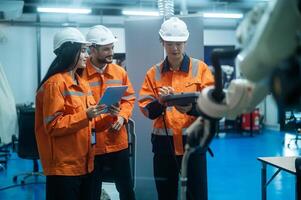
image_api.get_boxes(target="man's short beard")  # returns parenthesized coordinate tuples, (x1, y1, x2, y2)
(97, 57, 112, 64)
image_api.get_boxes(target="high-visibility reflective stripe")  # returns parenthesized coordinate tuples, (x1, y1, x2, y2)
(44, 112, 63, 125)
(191, 58, 199, 78)
(121, 94, 135, 100)
(152, 128, 189, 136)
(152, 128, 173, 136)
(138, 95, 156, 101)
(89, 81, 101, 87)
(63, 91, 85, 97)
(105, 80, 122, 84)
(155, 63, 161, 81)
(87, 91, 93, 96)
(152, 127, 189, 136)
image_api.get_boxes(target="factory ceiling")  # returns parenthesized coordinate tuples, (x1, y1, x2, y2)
(20, 0, 269, 16)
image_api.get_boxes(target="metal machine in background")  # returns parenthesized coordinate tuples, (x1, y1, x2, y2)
(180, 0, 301, 199)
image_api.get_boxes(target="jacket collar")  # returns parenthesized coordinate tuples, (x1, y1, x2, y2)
(161, 54, 190, 73)
(86, 58, 113, 76)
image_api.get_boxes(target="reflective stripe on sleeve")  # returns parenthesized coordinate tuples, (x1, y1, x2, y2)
(44, 112, 63, 125)
(63, 91, 85, 97)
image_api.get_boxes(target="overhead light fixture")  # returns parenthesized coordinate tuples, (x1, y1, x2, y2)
(122, 10, 159, 16)
(203, 12, 243, 19)
(37, 7, 91, 14)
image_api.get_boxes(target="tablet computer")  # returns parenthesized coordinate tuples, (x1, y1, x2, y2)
(98, 85, 128, 106)
(161, 92, 200, 106)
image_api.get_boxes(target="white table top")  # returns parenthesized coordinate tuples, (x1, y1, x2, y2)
(257, 156, 299, 174)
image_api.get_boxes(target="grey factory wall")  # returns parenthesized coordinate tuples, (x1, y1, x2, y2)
(0, 25, 38, 104)
(125, 16, 204, 200)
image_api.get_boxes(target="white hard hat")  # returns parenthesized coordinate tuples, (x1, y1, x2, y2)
(86, 25, 117, 46)
(159, 17, 189, 42)
(53, 27, 90, 52)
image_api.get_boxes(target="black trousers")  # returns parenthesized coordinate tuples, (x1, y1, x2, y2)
(92, 148, 135, 200)
(153, 154, 182, 200)
(153, 152, 208, 200)
(46, 172, 94, 200)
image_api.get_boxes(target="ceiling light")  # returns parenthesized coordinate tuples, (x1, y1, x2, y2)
(203, 12, 243, 19)
(37, 7, 91, 14)
(122, 10, 159, 16)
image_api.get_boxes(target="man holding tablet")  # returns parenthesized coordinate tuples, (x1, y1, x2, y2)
(138, 17, 214, 200)
(82, 25, 136, 200)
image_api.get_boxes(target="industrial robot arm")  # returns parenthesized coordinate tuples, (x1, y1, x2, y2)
(198, 76, 269, 120)
(181, 0, 301, 199)
(198, 0, 301, 120)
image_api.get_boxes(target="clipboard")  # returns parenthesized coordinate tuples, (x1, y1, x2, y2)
(98, 85, 128, 106)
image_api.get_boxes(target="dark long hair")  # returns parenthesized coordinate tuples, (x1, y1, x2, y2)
(37, 42, 81, 90)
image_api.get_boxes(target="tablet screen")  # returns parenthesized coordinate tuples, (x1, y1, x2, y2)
(98, 85, 128, 106)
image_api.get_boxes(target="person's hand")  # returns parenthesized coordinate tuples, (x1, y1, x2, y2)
(109, 116, 125, 133)
(86, 104, 107, 120)
(107, 104, 120, 116)
(174, 103, 192, 114)
(158, 86, 174, 104)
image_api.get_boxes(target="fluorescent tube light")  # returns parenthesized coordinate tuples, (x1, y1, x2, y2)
(37, 7, 91, 14)
(122, 10, 159, 16)
(203, 12, 243, 19)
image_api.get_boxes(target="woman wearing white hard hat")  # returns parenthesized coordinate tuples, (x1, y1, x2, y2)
(138, 17, 214, 200)
(35, 27, 110, 200)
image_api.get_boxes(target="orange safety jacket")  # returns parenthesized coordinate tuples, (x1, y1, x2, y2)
(82, 59, 136, 155)
(138, 55, 214, 155)
(35, 72, 97, 176)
